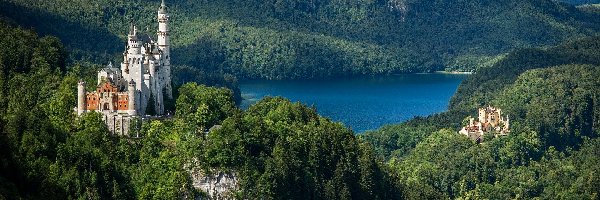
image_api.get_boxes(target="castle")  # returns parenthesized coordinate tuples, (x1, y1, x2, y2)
(459, 106, 510, 142)
(76, 0, 172, 135)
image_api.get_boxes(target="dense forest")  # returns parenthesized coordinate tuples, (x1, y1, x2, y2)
(0, 21, 402, 199)
(363, 36, 600, 198)
(2, 17, 599, 198)
(1, 0, 600, 199)
(0, 0, 599, 79)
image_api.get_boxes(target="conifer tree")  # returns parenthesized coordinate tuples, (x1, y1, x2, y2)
(145, 92, 156, 116)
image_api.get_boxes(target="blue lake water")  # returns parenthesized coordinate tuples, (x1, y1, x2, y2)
(240, 74, 467, 133)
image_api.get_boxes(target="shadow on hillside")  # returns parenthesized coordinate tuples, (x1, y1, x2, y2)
(0, 1, 123, 62)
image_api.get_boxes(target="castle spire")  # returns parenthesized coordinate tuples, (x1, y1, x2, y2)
(159, 0, 167, 14)
(157, 0, 171, 99)
(129, 22, 134, 35)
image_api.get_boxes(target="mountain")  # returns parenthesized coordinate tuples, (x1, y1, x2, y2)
(1, 4, 599, 198)
(0, 0, 598, 79)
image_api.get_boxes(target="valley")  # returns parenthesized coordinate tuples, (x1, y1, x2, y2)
(0, 0, 599, 199)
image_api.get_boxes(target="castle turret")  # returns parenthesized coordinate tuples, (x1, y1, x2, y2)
(128, 23, 141, 55)
(128, 80, 137, 116)
(157, 0, 173, 99)
(77, 80, 86, 115)
(478, 107, 486, 123)
(157, 0, 169, 57)
(122, 51, 130, 74)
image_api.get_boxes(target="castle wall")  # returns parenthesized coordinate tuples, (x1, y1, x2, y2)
(117, 93, 129, 110)
(86, 93, 99, 110)
(103, 112, 136, 136)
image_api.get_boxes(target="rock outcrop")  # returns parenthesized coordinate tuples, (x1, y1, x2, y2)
(192, 170, 238, 199)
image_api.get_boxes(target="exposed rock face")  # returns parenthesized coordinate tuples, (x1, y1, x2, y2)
(192, 171, 238, 199)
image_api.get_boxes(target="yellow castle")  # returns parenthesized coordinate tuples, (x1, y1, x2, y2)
(460, 106, 510, 142)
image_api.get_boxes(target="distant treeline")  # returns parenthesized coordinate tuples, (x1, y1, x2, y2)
(1, 0, 599, 80)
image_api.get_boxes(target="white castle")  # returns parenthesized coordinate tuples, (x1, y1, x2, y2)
(76, 0, 172, 135)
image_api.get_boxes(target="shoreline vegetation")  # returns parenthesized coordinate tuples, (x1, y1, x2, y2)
(434, 70, 474, 75)
(414, 71, 473, 75)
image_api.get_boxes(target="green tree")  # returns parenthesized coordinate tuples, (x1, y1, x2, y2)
(145, 92, 156, 116)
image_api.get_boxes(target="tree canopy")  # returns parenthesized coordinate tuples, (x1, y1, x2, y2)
(1, 0, 598, 79)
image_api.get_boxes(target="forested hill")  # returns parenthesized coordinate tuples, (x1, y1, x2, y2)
(362, 36, 600, 198)
(0, 21, 401, 199)
(561, 0, 600, 5)
(450, 35, 600, 111)
(1, 0, 599, 79)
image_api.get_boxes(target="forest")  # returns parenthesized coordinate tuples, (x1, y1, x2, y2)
(0, 0, 599, 79)
(0, 21, 401, 199)
(1, 16, 599, 199)
(363, 36, 600, 198)
(1, 0, 600, 199)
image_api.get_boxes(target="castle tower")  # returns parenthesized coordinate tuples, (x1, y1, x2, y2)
(77, 80, 86, 115)
(128, 23, 141, 55)
(122, 22, 146, 99)
(157, 0, 173, 99)
(478, 108, 486, 123)
(122, 51, 130, 73)
(128, 80, 137, 116)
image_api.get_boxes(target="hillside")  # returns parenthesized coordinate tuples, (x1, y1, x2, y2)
(363, 36, 600, 198)
(0, 0, 599, 79)
(0, 21, 402, 199)
(561, 0, 600, 5)
(450, 35, 600, 111)
(1, 9, 600, 199)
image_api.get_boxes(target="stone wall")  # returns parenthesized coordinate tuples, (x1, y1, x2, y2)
(102, 112, 137, 136)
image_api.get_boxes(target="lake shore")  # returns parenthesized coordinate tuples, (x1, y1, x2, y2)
(414, 71, 473, 75)
(434, 71, 473, 75)
(240, 74, 466, 132)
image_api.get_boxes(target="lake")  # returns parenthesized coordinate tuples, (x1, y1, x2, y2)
(240, 74, 467, 133)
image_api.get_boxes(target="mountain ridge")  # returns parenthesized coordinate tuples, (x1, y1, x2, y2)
(0, 0, 598, 80)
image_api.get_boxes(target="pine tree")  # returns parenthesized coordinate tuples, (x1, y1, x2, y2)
(146, 92, 156, 116)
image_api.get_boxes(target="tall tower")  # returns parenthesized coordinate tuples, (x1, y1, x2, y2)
(77, 80, 86, 115)
(157, 0, 173, 99)
(128, 23, 141, 55)
(128, 80, 138, 116)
